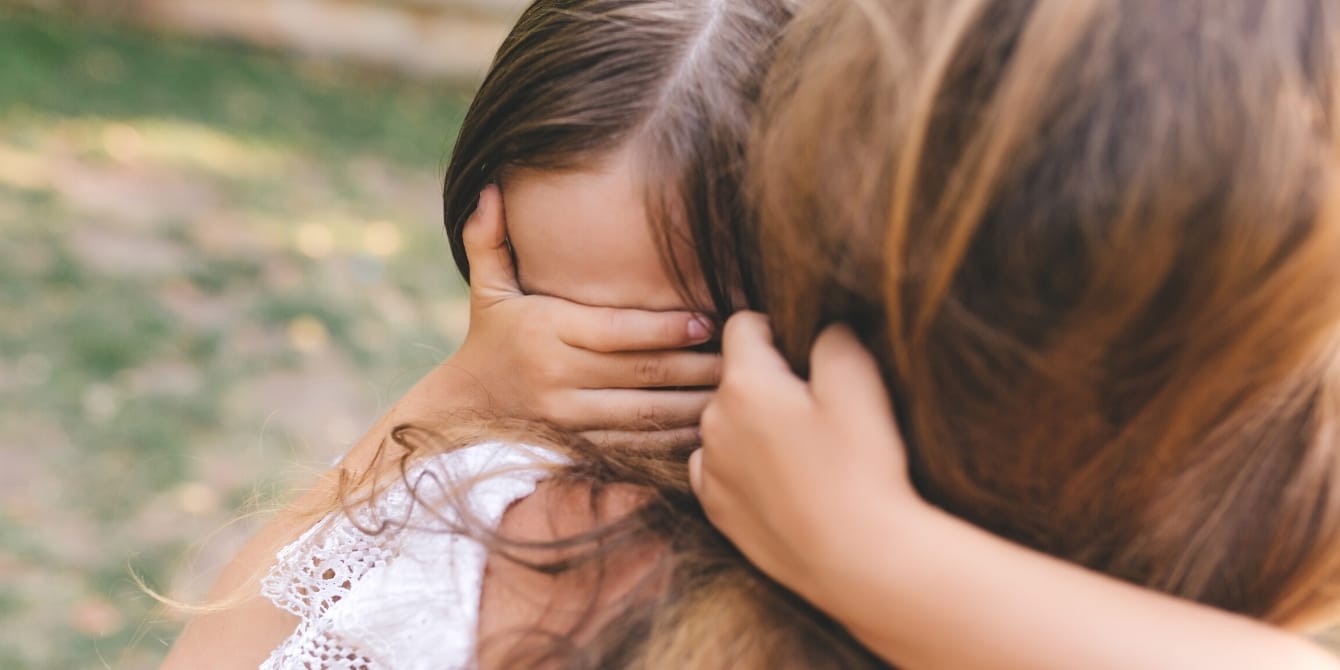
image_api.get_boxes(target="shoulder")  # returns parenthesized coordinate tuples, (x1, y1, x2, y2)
(260, 441, 569, 668)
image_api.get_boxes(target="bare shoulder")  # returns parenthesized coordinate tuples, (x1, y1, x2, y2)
(163, 361, 483, 668)
(160, 504, 309, 669)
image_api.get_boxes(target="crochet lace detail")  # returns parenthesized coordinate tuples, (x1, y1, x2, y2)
(259, 442, 562, 670)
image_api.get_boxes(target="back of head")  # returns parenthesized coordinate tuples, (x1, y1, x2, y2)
(443, 0, 795, 318)
(430, 1, 886, 667)
(756, 0, 1340, 626)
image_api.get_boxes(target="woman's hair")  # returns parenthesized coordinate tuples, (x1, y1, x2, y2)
(441, 0, 794, 317)
(757, 0, 1340, 627)
(377, 0, 1340, 668)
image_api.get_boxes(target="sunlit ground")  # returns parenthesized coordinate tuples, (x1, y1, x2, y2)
(0, 8, 471, 668)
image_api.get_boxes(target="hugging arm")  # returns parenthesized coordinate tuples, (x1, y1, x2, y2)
(690, 312, 1339, 670)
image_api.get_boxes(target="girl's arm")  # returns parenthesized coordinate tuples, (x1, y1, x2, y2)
(689, 312, 1339, 670)
(164, 188, 720, 667)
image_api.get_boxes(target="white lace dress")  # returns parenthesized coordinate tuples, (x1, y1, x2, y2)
(259, 442, 564, 670)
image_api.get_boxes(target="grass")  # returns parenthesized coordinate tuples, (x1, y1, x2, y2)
(0, 7, 473, 668)
(0, 8, 468, 167)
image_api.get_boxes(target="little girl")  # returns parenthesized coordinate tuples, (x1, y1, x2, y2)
(167, 0, 1336, 667)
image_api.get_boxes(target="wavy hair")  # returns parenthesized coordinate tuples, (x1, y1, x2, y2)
(757, 0, 1340, 627)
(363, 0, 1340, 667)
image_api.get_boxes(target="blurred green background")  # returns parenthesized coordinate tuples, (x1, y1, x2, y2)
(4, 3, 1339, 669)
(0, 5, 482, 667)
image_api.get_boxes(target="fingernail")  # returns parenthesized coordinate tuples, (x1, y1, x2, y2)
(688, 316, 712, 342)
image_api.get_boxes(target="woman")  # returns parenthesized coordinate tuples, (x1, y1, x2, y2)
(168, 0, 1340, 667)
(696, 0, 1340, 666)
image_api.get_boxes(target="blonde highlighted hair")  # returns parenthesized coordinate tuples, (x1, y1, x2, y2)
(759, 0, 1340, 627)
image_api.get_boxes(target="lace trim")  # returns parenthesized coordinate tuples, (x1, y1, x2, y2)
(259, 443, 563, 670)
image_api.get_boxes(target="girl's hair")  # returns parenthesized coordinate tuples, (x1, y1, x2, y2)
(757, 0, 1340, 627)
(441, 0, 793, 317)
(407, 0, 885, 667)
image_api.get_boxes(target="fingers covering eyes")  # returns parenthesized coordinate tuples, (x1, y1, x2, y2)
(577, 350, 721, 390)
(560, 307, 714, 353)
(557, 389, 713, 431)
(582, 427, 703, 453)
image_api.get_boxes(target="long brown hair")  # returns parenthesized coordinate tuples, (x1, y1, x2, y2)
(757, 0, 1340, 627)
(377, 0, 1340, 668)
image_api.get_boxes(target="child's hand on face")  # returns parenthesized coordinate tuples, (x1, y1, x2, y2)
(689, 313, 927, 609)
(447, 186, 721, 452)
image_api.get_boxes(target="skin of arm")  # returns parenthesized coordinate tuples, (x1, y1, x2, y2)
(163, 186, 719, 666)
(689, 312, 1340, 670)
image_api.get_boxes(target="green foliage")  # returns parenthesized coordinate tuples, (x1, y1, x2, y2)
(0, 9, 472, 669)
(0, 8, 469, 168)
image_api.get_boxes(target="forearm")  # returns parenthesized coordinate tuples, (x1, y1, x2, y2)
(825, 505, 1338, 670)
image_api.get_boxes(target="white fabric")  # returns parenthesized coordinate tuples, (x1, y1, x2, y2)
(260, 442, 565, 670)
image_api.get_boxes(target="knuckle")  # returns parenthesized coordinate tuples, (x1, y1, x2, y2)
(715, 378, 764, 416)
(635, 403, 666, 426)
(644, 430, 678, 452)
(533, 392, 569, 423)
(535, 357, 566, 386)
(634, 357, 668, 385)
(602, 310, 626, 345)
(580, 431, 614, 449)
(717, 371, 753, 401)
(532, 394, 558, 420)
(719, 357, 761, 388)
(706, 356, 724, 383)
(672, 429, 701, 450)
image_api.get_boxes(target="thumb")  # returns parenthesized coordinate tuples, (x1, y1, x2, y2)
(462, 184, 521, 298)
(809, 325, 895, 426)
(721, 311, 792, 374)
(688, 448, 705, 497)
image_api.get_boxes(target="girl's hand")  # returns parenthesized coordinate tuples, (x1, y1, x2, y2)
(689, 312, 925, 608)
(446, 186, 720, 451)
